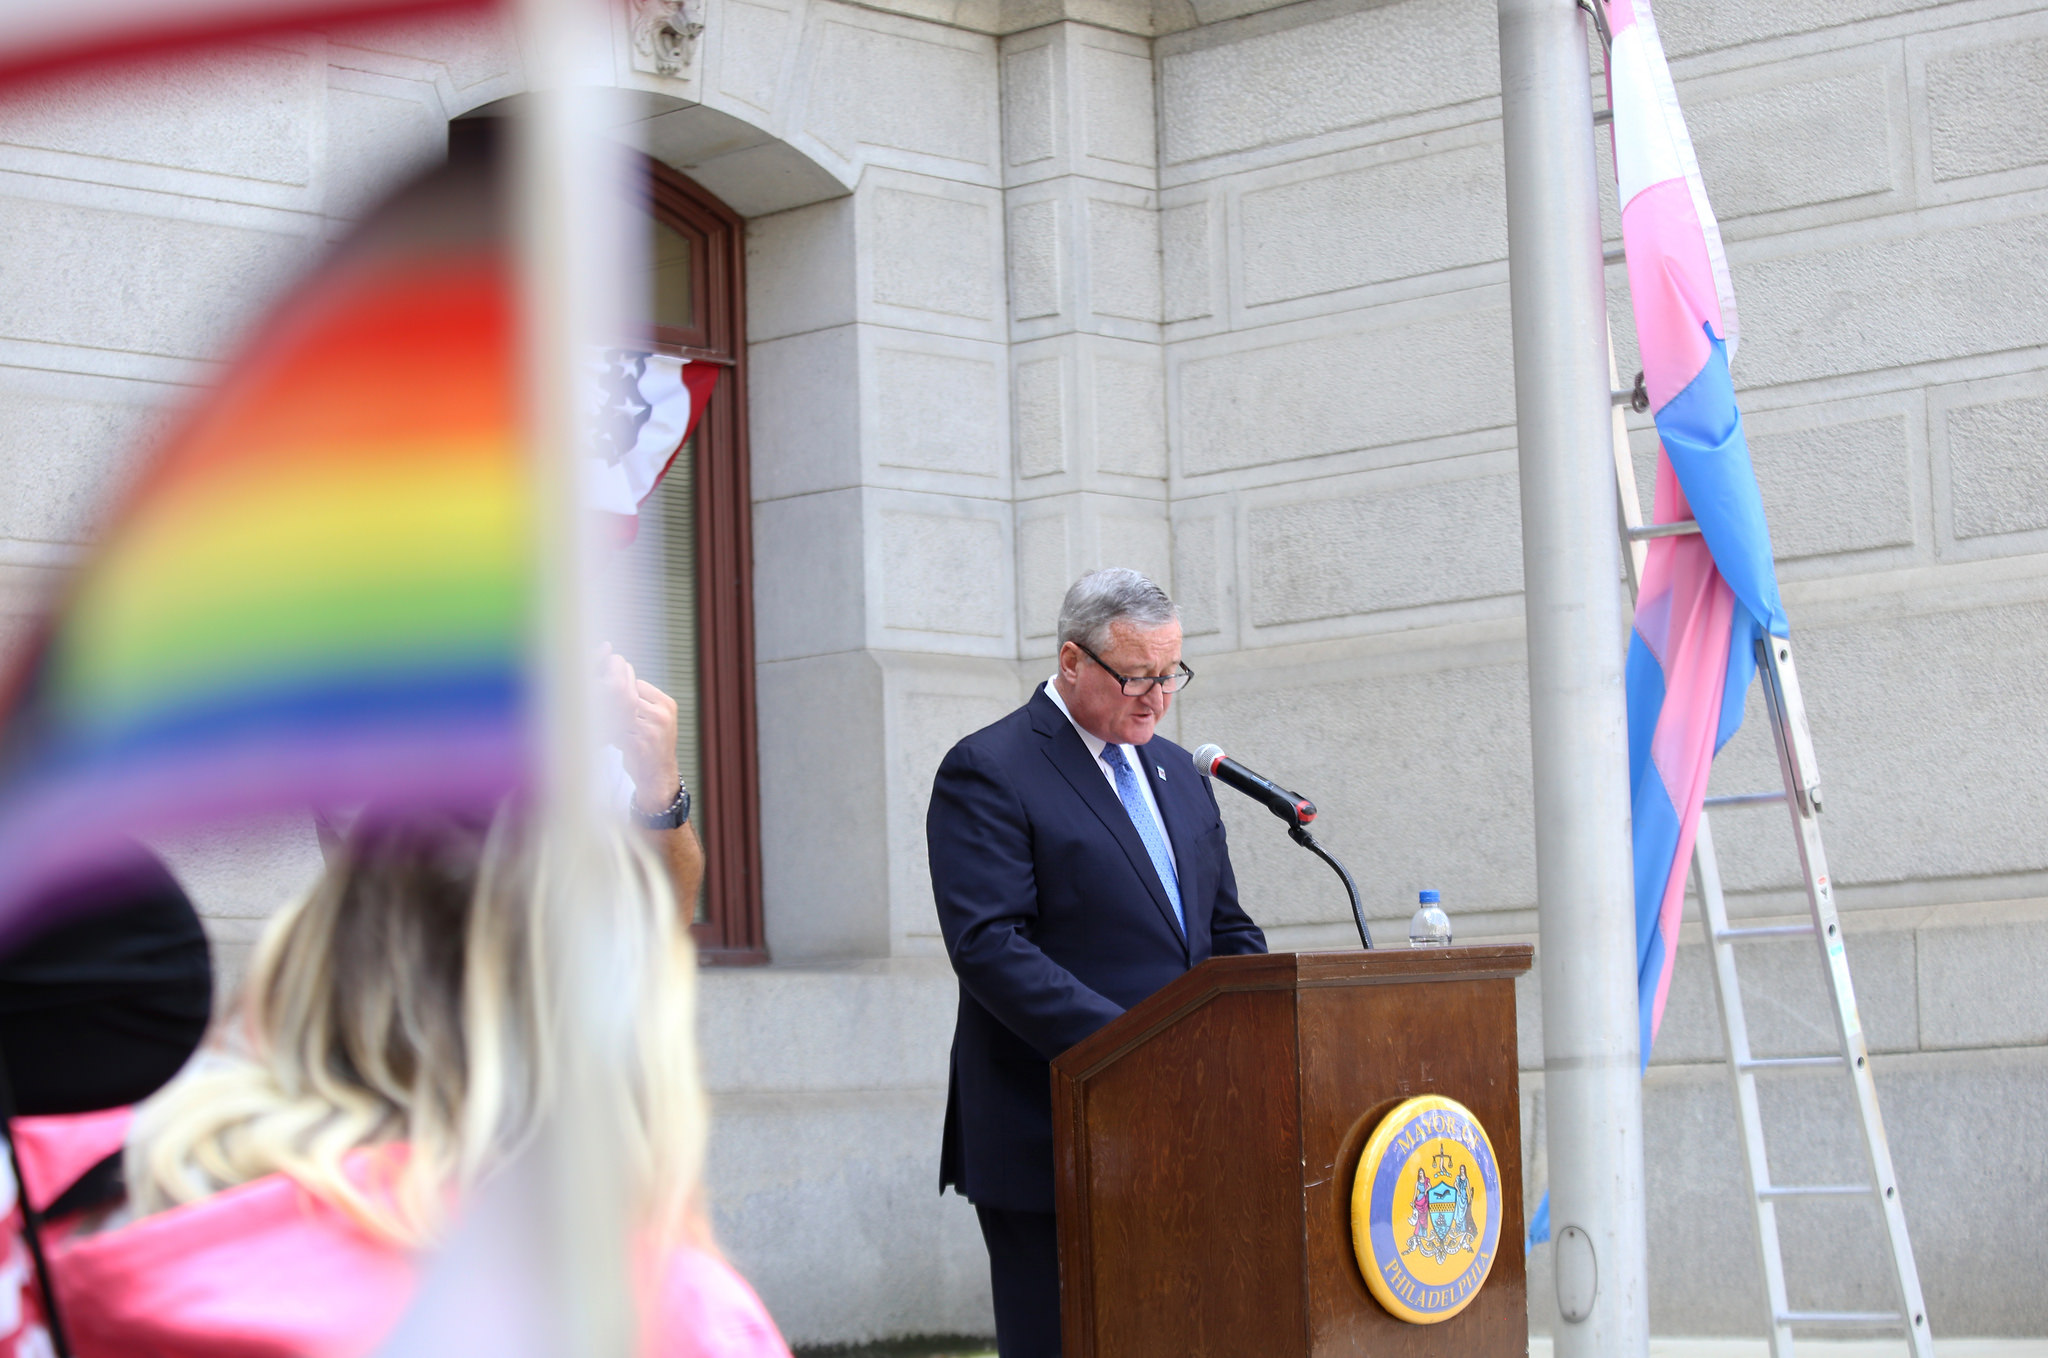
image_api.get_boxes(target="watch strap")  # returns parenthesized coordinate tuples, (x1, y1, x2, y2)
(632, 779, 691, 830)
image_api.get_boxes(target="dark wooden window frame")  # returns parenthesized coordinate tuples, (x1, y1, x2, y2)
(638, 159, 765, 965)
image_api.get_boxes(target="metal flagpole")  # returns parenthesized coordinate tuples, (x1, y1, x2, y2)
(515, 0, 639, 1352)
(1496, 0, 1650, 1352)
(376, 5, 642, 1347)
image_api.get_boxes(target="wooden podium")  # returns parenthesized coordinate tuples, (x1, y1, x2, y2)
(1051, 945, 1534, 1357)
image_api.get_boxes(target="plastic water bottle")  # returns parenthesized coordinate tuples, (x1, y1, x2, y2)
(1409, 889, 1452, 947)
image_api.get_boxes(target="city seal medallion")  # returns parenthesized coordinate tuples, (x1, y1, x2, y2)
(1350, 1094, 1501, 1324)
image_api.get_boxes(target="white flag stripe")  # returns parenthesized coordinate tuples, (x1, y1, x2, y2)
(582, 351, 696, 518)
(1609, 27, 1683, 210)
(622, 354, 693, 503)
(1612, 0, 1741, 354)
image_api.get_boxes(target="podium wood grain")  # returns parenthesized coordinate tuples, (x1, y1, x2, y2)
(1051, 946, 1533, 1358)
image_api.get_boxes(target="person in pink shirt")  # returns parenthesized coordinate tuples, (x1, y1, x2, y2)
(20, 808, 792, 1358)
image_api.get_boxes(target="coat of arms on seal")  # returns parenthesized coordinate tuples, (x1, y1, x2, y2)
(1350, 1094, 1502, 1325)
(1403, 1146, 1478, 1263)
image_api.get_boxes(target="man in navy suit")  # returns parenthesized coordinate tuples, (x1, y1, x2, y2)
(928, 567, 1267, 1358)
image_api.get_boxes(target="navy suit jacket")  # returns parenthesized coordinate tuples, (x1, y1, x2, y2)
(928, 684, 1267, 1213)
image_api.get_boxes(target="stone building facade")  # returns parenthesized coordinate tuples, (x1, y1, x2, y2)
(0, 0, 2044, 1343)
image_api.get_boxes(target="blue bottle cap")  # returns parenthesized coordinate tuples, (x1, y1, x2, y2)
(1419, 889, 1440, 904)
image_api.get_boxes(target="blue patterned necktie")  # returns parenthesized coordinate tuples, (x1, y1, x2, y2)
(1100, 744, 1185, 935)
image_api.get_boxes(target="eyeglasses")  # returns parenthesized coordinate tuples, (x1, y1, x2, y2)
(1075, 643, 1195, 697)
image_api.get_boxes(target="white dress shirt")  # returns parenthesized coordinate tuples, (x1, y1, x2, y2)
(597, 742, 639, 813)
(1043, 677, 1178, 879)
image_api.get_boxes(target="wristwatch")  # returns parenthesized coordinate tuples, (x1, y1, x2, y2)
(632, 778, 691, 831)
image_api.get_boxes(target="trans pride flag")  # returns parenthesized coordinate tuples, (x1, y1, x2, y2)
(1529, 0, 1789, 1252)
(1608, 0, 1788, 1061)
(0, 152, 534, 950)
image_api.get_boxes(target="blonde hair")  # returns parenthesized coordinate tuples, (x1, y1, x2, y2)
(124, 808, 705, 1249)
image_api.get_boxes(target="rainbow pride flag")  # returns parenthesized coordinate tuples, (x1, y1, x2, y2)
(1607, 0, 1788, 1062)
(0, 154, 533, 949)
(0, 1, 497, 86)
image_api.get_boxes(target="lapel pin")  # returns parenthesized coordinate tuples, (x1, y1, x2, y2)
(1157, 766, 1166, 781)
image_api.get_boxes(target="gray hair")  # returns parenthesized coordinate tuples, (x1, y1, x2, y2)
(1056, 568, 1178, 651)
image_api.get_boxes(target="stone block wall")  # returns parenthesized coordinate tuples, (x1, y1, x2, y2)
(3, 0, 2047, 1345)
(1137, 0, 2048, 1341)
(1001, 22, 1175, 670)
(1155, 0, 2048, 945)
(1150, 0, 1536, 948)
(1519, 898, 2048, 1336)
(730, 0, 1030, 968)
(696, 958, 986, 1344)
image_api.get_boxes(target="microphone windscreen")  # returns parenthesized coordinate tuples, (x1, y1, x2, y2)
(1192, 743, 1225, 776)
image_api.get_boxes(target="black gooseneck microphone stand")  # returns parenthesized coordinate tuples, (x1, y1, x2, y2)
(1288, 823, 1372, 950)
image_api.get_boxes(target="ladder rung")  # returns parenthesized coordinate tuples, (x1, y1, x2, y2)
(1739, 1055, 1844, 1071)
(1628, 519, 1700, 540)
(1714, 923, 1814, 942)
(1760, 1183, 1873, 1199)
(1610, 344, 1929, 1355)
(1704, 789, 1786, 808)
(1778, 1311, 1904, 1327)
(1604, 244, 1625, 264)
(1594, 107, 1613, 125)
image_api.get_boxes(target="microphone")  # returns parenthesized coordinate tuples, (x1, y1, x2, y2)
(1192, 743, 1369, 948)
(1191, 744, 1316, 828)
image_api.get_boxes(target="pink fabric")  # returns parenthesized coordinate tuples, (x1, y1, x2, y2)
(1606, 0, 1639, 33)
(649, 1248, 792, 1358)
(0, 1166, 50, 1357)
(2, 1120, 790, 1358)
(0, 1111, 137, 1358)
(1636, 459, 1735, 1037)
(11, 1109, 133, 1214)
(51, 1165, 420, 1358)
(1619, 179, 1720, 409)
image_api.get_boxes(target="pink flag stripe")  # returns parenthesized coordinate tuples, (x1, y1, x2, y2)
(0, 0, 494, 85)
(1607, 0, 1739, 361)
(1640, 472, 1737, 1037)
(1620, 182, 1720, 412)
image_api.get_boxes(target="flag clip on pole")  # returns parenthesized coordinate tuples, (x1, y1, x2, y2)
(1497, 0, 1650, 1351)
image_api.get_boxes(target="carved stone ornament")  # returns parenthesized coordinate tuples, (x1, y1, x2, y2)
(630, 0, 703, 78)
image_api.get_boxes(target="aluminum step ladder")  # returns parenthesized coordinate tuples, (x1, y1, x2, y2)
(1602, 331, 1934, 1357)
(1578, 11, 1932, 1341)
